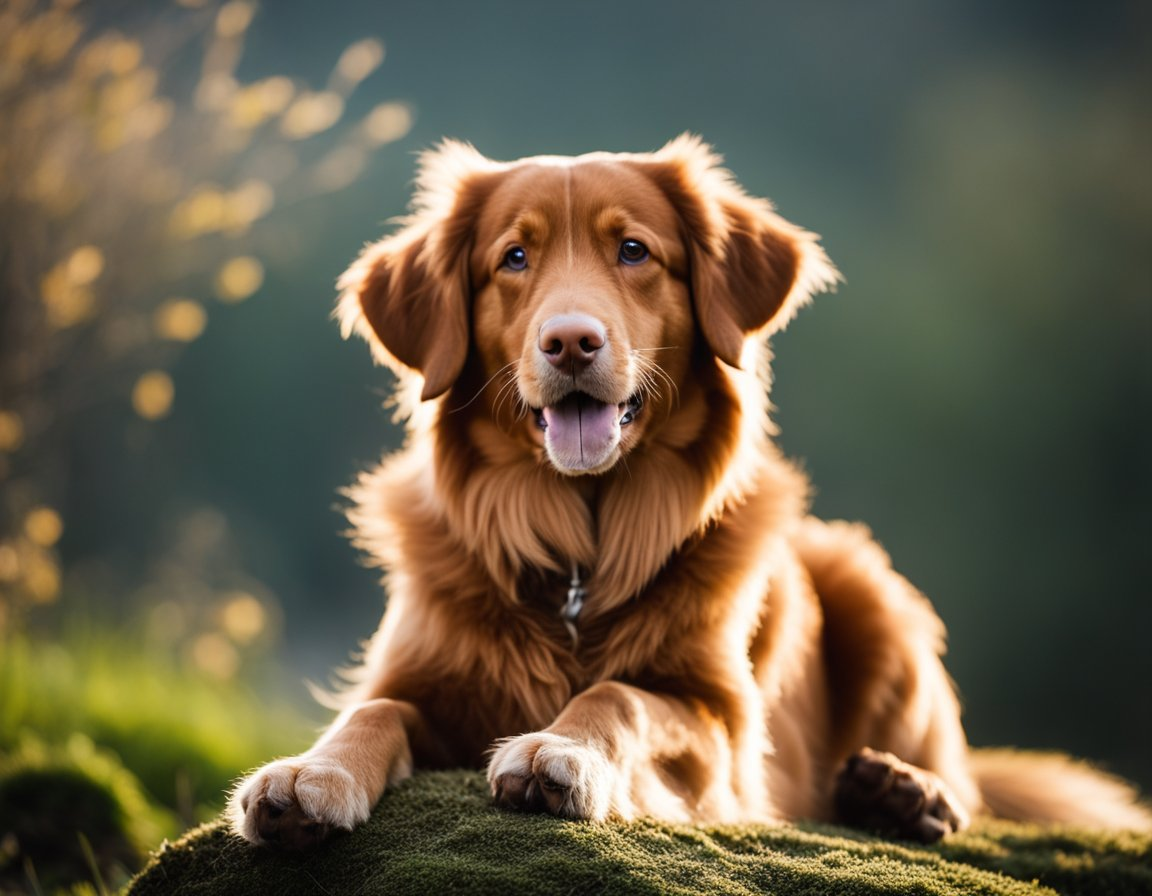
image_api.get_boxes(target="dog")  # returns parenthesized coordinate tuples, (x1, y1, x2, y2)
(229, 136, 1151, 849)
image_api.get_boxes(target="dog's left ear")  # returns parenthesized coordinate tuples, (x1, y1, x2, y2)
(336, 141, 499, 401)
(643, 135, 841, 367)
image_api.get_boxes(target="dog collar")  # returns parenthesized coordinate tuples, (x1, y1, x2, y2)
(562, 562, 586, 647)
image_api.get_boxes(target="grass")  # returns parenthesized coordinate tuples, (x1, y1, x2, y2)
(0, 627, 316, 822)
(0, 626, 317, 894)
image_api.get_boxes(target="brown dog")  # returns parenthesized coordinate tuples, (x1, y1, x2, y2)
(229, 137, 1151, 848)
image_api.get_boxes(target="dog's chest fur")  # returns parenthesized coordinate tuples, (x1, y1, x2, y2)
(347, 433, 812, 767)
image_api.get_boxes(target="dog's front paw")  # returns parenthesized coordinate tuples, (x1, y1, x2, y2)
(229, 757, 371, 849)
(834, 747, 970, 843)
(488, 732, 619, 820)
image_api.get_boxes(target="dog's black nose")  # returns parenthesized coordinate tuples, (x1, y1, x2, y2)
(538, 314, 606, 371)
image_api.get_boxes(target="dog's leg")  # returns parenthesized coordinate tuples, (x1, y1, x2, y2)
(229, 698, 423, 848)
(834, 747, 970, 843)
(794, 519, 981, 839)
(488, 681, 745, 822)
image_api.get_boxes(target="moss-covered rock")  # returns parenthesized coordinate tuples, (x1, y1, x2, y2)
(128, 771, 1152, 896)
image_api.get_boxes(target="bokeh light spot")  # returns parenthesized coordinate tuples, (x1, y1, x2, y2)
(313, 145, 367, 192)
(0, 544, 19, 583)
(125, 97, 174, 142)
(154, 299, 207, 342)
(195, 72, 238, 112)
(219, 591, 266, 645)
(169, 185, 227, 237)
(29, 9, 83, 66)
(106, 37, 143, 75)
(170, 181, 274, 237)
(363, 102, 413, 146)
(335, 38, 384, 85)
(76, 34, 139, 78)
(25, 507, 64, 547)
(0, 412, 25, 453)
(40, 269, 96, 328)
(132, 371, 175, 420)
(215, 2, 255, 39)
(230, 76, 295, 128)
(66, 246, 105, 285)
(280, 91, 344, 140)
(99, 68, 159, 117)
(215, 256, 264, 302)
(227, 179, 274, 231)
(24, 552, 61, 604)
(190, 632, 240, 680)
(40, 247, 104, 327)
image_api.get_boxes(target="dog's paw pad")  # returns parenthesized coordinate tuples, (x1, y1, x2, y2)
(834, 747, 968, 843)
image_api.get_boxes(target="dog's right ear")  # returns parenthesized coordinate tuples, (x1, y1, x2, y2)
(336, 141, 500, 401)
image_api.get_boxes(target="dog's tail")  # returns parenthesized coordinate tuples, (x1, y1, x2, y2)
(971, 749, 1152, 830)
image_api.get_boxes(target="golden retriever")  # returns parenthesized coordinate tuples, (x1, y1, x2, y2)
(229, 136, 1151, 849)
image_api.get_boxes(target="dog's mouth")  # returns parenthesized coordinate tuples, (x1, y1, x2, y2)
(531, 392, 643, 474)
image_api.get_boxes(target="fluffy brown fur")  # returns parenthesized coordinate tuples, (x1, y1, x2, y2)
(229, 136, 1152, 848)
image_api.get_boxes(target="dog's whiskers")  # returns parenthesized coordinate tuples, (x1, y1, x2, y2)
(629, 349, 680, 411)
(492, 371, 521, 422)
(447, 362, 519, 414)
(490, 369, 534, 434)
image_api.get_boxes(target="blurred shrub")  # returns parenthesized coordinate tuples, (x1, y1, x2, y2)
(0, 627, 317, 823)
(0, 734, 176, 895)
(0, 0, 412, 623)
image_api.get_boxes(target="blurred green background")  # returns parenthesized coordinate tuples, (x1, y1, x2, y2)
(1, 0, 1149, 890)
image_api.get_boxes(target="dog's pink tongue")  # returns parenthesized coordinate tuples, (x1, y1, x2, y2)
(542, 394, 620, 472)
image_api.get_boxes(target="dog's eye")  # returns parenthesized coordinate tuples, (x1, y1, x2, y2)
(503, 246, 528, 271)
(619, 239, 649, 265)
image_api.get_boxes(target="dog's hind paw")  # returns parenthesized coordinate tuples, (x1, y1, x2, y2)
(834, 747, 969, 843)
(488, 732, 618, 820)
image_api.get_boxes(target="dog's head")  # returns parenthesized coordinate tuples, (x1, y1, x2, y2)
(338, 136, 839, 475)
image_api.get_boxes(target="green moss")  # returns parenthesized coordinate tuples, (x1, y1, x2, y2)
(128, 771, 1152, 896)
